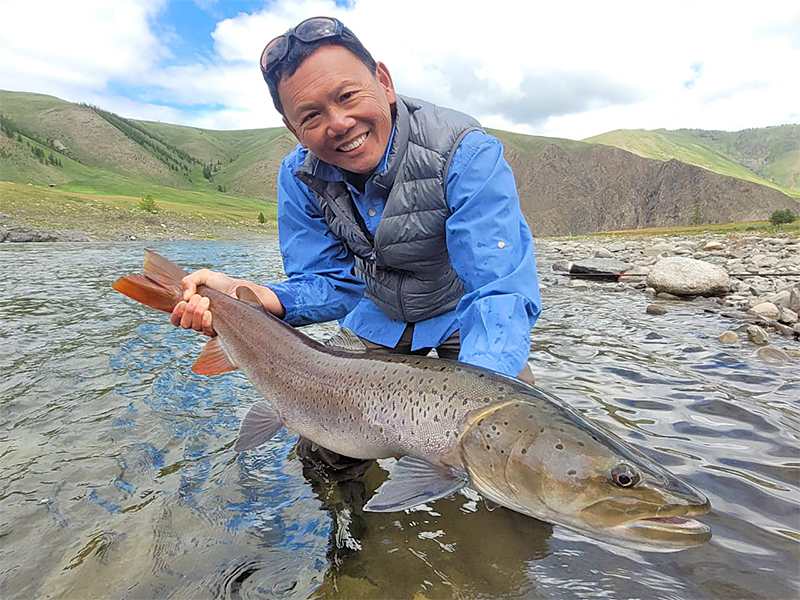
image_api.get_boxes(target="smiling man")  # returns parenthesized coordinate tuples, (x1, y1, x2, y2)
(172, 16, 541, 469)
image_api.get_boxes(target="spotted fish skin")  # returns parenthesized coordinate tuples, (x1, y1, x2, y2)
(206, 283, 531, 464)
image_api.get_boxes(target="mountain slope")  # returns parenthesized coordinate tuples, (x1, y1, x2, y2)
(2, 89, 798, 236)
(585, 126, 799, 198)
(504, 142, 797, 236)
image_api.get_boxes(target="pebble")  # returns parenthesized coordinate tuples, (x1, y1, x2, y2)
(748, 302, 780, 319)
(718, 331, 739, 344)
(747, 325, 771, 345)
(756, 347, 791, 363)
(646, 304, 668, 315)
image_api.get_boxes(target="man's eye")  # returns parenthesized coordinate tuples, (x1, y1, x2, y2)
(341, 92, 355, 102)
(301, 112, 319, 125)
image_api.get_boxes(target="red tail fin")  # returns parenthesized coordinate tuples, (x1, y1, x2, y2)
(112, 250, 189, 313)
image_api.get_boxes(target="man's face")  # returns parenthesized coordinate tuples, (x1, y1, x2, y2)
(279, 45, 396, 174)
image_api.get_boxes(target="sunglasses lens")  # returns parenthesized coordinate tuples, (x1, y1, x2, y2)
(295, 17, 339, 41)
(262, 36, 288, 71)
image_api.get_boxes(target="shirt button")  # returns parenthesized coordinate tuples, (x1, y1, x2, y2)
(497, 241, 506, 249)
(368, 208, 376, 217)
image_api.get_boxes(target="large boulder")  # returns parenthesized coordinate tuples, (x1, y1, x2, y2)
(646, 257, 730, 296)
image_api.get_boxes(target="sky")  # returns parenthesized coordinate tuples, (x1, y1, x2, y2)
(2, 0, 799, 140)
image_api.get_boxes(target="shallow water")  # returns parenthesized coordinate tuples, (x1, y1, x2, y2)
(0, 240, 798, 600)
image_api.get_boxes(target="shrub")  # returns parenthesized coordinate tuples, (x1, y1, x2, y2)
(258, 211, 266, 224)
(770, 209, 797, 226)
(139, 194, 159, 213)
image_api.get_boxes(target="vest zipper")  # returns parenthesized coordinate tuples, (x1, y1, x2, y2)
(397, 271, 409, 322)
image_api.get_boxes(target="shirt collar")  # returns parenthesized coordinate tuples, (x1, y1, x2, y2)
(310, 124, 397, 183)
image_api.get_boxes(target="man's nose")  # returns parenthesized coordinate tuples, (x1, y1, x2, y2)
(327, 109, 355, 137)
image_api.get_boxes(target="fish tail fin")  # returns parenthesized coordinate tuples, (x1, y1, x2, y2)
(112, 250, 189, 313)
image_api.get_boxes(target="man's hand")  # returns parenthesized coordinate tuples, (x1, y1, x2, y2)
(170, 269, 285, 337)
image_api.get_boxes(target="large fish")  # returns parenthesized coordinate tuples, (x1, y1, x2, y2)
(113, 251, 711, 551)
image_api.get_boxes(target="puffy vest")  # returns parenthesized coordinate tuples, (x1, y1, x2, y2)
(295, 95, 481, 323)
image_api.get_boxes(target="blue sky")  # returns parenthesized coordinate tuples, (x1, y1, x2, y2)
(2, 0, 799, 139)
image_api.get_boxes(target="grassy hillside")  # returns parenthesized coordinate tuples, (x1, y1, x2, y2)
(585, 126, 799, 198)
(2, 89, 798, 239)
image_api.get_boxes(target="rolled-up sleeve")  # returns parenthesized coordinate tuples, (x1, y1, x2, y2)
(268, 157, 365, 326)
(445, 132, 541, 376)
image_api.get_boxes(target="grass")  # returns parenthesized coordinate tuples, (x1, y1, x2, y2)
(0, 181, 277, 228)
(579, 220, 800, 239)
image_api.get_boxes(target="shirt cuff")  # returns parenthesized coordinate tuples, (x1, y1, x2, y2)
(460, 349, 528, 379)
(267, 283, 301, 325)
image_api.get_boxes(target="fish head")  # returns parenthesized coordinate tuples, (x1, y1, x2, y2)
(458, 395, 711, 552)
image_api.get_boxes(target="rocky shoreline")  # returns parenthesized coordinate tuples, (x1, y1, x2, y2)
(540, 233, 800, 361)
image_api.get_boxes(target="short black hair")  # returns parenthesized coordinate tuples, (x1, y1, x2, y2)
(263, 27, 377, 116)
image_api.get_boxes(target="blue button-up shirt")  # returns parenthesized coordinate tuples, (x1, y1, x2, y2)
(268, 128, 541, 377)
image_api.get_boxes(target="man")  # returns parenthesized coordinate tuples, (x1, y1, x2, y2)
(172, 17, 541, 467)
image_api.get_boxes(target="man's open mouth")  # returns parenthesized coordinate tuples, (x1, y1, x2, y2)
(337, 133, 367, 152)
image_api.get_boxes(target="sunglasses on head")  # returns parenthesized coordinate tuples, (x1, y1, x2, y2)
(260, 16, 350, 77)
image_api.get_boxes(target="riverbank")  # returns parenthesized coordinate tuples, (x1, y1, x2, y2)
(540, 232, 800, 357)
(0, 181, 276, 242)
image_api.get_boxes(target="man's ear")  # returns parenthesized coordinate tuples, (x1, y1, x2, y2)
(376, 61, 397, 107)
(283, 116, 306, 148)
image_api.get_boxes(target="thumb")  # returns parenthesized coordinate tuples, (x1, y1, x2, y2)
(181, 275, 198, 301)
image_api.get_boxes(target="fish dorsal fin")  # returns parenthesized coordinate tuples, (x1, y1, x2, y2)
(364, 456, 468, 512)
(235, 285, 262, 308)
(324, 327, 367, 353)
(234, 402, 284, 452)
(192, 337, 238, 375)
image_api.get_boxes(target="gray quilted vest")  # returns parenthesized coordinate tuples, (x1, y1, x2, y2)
(295, 95, 481, 323)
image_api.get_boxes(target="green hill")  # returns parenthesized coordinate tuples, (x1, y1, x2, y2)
(1, 89, 797, 238)
(585, 126, 800, 198)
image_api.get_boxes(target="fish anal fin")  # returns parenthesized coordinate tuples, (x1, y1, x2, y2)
(364, 456, 468, 512)
(234, 402, 284, 452)
(192, 338, 238, 375)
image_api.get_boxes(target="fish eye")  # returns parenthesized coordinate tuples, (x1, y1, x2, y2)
(610, 464, 640, 488)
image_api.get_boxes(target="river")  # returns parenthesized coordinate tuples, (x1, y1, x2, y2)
(0, 240, 797, 599)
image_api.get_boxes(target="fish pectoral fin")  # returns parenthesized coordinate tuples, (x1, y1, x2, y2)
(234, 402, 284, 452)
(323, 327, 367, 353)
(363, 457, 468, 513)
(192, 338, 238, 375)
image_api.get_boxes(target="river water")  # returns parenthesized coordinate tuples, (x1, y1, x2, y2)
(0, 240, 798, 600)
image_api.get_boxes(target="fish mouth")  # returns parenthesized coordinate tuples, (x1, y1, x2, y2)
(612, 504, 711, 550)
(579, 497, 711, 550)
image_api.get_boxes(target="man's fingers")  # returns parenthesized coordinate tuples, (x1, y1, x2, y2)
(202, 311, 216, 337)
(171, 301, 187, 327)
(191, 297, 210, 332)
(180, 294, 201, 330)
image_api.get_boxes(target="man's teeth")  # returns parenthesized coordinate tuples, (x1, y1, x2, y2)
(338, 134, 367, 152)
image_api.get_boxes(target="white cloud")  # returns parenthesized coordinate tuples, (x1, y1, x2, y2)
(0, 0, 166, 95)
(1, 0, 798, 138)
